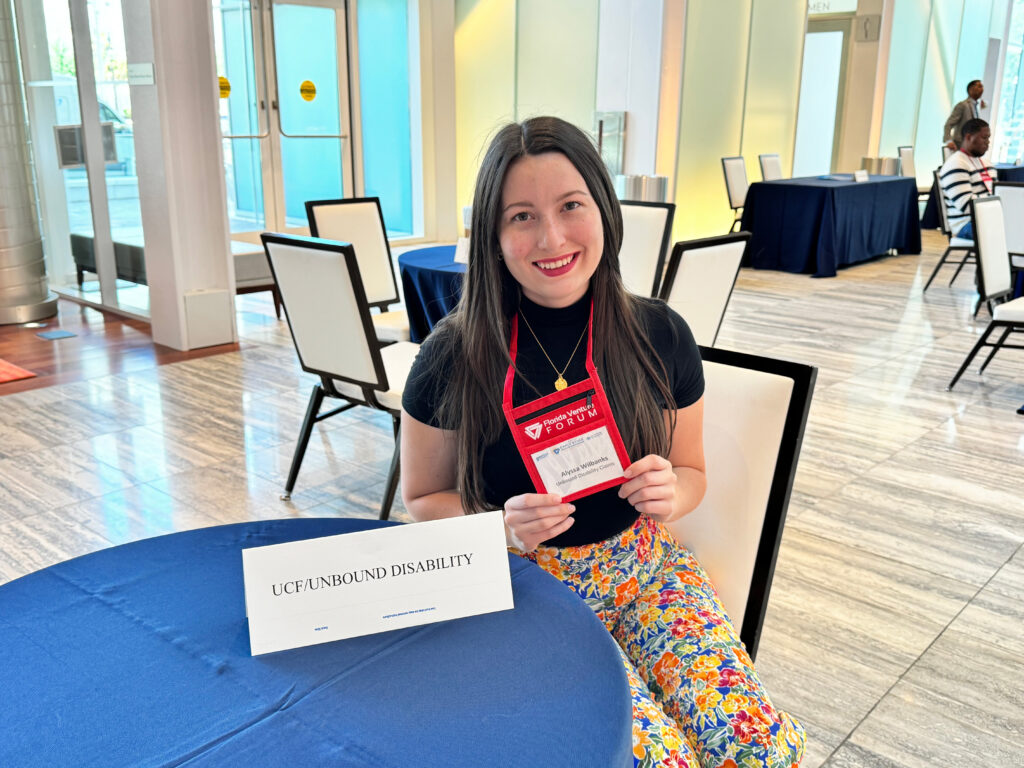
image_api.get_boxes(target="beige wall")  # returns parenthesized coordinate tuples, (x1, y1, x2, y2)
(453, 0, 516, 217)
(672, 0, 807, 241)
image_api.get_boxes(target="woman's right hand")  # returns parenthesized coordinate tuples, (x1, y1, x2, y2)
(503, 493, 575, 552)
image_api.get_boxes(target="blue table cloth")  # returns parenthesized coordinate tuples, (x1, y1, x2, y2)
(0, 518, 632, 768)
(399, 245, 463, 342)
(921, 163, 1024, 229)
(740, 175, 922, 277)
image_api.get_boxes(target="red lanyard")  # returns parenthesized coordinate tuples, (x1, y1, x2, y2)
(501, 302, 631, 502)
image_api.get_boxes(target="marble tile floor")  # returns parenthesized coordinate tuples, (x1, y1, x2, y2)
(0, 229, 1022, 767)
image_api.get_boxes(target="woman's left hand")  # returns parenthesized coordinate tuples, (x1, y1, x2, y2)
(618, 454, 678, 522)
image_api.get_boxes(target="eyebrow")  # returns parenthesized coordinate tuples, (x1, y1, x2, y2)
(502, 189, 590, 213)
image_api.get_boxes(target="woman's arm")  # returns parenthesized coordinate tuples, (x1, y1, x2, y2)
(617, 396, 707, 523)
(401, 409, 576, 549)
(400, 409, 465, 521)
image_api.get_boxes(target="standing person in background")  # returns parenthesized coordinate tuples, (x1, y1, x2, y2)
(401, 116, 805, 767)
(939, 118, 994, 240)
(945, 80, 986, 150)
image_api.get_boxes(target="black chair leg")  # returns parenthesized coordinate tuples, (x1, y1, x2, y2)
(281, 384, 325, 501)
(977, 326, 1011, 374)
(379, 423, 401, 521)
(923, 247, 952, 292)
(948, 253, 970, 286)
(948, 324, 996, 390)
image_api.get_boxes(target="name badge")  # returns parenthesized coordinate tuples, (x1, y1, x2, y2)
(513, 386, 627, 499)
(242, 512, 513, 655)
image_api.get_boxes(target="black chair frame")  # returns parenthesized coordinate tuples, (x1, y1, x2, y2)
(697, 346, 816, 659)
(262, 232, 401, 519)
(924, 170, 977, 294)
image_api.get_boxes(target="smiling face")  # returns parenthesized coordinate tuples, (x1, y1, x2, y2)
(498, 152, 604, 308)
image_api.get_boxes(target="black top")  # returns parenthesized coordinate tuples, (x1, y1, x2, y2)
(402, 293, 704, 547)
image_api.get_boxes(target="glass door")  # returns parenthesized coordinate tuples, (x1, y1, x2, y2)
(213, 0, 353, 243)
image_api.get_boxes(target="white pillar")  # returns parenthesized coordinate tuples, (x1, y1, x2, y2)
(122, 0, 235, 350)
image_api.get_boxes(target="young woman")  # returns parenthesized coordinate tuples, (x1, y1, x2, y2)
(401, 116, 805, 767)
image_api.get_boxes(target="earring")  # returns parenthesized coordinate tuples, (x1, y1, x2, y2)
(497, 252, 504, 261)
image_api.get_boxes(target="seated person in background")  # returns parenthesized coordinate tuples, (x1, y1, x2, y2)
(939, 118, 994, 239)
(400, 116, 805, 767)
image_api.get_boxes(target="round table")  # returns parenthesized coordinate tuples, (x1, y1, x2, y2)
(398, 245, 463, 342)
(0, 518, 632, 768)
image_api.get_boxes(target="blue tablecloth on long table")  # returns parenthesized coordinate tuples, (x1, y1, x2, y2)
(740, 175, 921, 277)
(921, 163, 1024, 229)
(399, 245, 464, 342)
(0, 518, 632, 768)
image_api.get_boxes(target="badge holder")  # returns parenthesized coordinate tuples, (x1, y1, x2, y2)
(502, 306, 631, 502)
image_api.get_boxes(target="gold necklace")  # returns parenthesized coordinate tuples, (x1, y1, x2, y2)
(518, 311, 588, 391)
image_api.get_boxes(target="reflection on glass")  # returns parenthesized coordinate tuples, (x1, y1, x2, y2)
(995, 0, 1024, 163)
(273, 3, 344, 226)
(86, 0, 148, 314)
(19, 0, 96, 294)
(212, 0, 266, 233)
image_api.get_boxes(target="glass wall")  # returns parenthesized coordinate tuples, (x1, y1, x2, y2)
(19, 0, 93, 294)
(86, 0, 148, 313)
(358, 0, 414, 237)
(994, 0, 1024, 161)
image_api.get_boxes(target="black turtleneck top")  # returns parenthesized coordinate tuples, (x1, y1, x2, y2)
(402, 292, 704, 547)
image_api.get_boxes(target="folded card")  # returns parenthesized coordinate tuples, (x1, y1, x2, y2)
(242, 512, 513, 655)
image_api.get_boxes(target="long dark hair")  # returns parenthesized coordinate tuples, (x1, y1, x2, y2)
(429, 116, 676, 513)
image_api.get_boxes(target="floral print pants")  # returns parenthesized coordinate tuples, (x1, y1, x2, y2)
(518, 515, 805, 767)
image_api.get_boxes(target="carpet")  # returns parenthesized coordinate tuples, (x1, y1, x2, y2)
(0, 359, 37, 384)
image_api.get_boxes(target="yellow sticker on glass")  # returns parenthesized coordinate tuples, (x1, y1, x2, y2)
(299, 80, 316, 102)
(218, 76, 231, 99)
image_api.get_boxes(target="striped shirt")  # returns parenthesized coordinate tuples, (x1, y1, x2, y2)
(939, 151, 996, 236)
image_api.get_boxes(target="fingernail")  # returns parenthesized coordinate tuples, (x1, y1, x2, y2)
(568, 504, 576, 512)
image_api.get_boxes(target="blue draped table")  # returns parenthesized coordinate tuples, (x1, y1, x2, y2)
(740, 174, 921, 277)
(398, 245, 463, 342)
(921, 163, 1024, 229)
(0, 518, 632, 768)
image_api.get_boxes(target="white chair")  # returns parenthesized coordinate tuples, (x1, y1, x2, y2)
(947, 197, 1024, 389)
(897, 145, 931, 201)
(658, 232, 749, 347)
(758, 153, 783, 182)
(924, 170, 976, 292)
(994, 182, 1024, 280)
(305, 197, 410, 343)
(618, 200, 675, 297)
(262, 233, 420, 517)
(666, 346, 816, 659)
(721, 156, 748, 233)
(942, 145, 955, 161)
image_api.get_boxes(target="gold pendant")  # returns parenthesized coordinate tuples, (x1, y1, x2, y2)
(555, 376, 568, 391)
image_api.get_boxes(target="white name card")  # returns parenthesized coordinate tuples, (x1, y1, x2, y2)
(453, 237, 471, 264)
(242, 513, 513, 655)
(853, 169, 869, 183)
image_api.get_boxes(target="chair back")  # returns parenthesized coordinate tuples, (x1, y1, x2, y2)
(666, 347, 815, 660)
(758, 153, 783, 181)
(305, 198, 399, 309)
(994, 182, 1024, 255)
(877, 157, 898, 176)
(262, 233, 389, 393)
(618, 200, 675, 297)
(898, 146, 916, 178)
(658, 232, 749, 346)
(942, 145, 954, 161)
(934, 170, 954, 237)
(721, 157, 748, 210)
(969, 196, 1012, 299)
